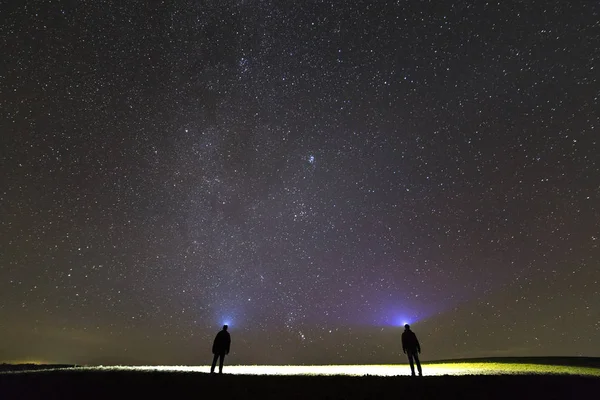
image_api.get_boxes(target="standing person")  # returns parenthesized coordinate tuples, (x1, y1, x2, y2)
(402, 324, 422, 376)
(211, 325, 231, 374)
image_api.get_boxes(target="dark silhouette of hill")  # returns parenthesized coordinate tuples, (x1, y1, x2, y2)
(429, 356, 600, 368)
(1, 369, 599, 400)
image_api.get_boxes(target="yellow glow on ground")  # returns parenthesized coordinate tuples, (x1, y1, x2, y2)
(85, 363, 600, 377)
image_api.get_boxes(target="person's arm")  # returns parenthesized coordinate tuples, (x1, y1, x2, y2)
(401, 333, 406, 353)
(226, 335, 231, 354)
(416, 337, 421, 353)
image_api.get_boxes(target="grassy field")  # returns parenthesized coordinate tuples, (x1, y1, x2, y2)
(60, 361, 600, 377)
(1, 358, 599, 399)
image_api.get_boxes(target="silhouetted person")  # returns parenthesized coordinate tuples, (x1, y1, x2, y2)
(402, 324, 422, 376)
(211, 325, 231, 374)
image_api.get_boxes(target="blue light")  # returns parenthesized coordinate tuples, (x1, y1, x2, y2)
(390, 315, 411, 327)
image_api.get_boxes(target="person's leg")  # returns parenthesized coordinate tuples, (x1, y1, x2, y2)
(407, 351, 415, 375)
(211, 354, 219, 373)
(219, 353, 225, 373)
(413, 352, 422, 376)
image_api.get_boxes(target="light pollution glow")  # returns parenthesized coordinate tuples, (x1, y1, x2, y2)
(6, 364, 599, 377)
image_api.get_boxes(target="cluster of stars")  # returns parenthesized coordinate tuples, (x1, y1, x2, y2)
(1, 1, 598, 365)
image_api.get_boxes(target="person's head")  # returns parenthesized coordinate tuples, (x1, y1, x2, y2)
(404, 324, 410, 330)
(223, 324, 228, 331)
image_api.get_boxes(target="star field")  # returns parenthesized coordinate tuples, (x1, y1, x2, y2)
(1, 1, 599, 365)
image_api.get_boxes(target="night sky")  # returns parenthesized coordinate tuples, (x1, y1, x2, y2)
(1, 1, 599, 366)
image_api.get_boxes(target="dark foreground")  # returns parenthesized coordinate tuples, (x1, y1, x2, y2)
(1, 370, 600, 400)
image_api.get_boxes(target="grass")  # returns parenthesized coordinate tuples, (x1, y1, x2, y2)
(1, 358, 599, 399)
(53, 361, 599, 377)
(4, 359, 600, 377)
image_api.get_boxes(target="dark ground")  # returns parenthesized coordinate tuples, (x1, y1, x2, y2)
(1, 370, 599, 400)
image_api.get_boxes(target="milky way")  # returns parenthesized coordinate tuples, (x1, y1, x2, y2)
(1, 1, 599, 365)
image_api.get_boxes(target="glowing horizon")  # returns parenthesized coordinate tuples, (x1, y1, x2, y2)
(5, 363, 599, 377)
